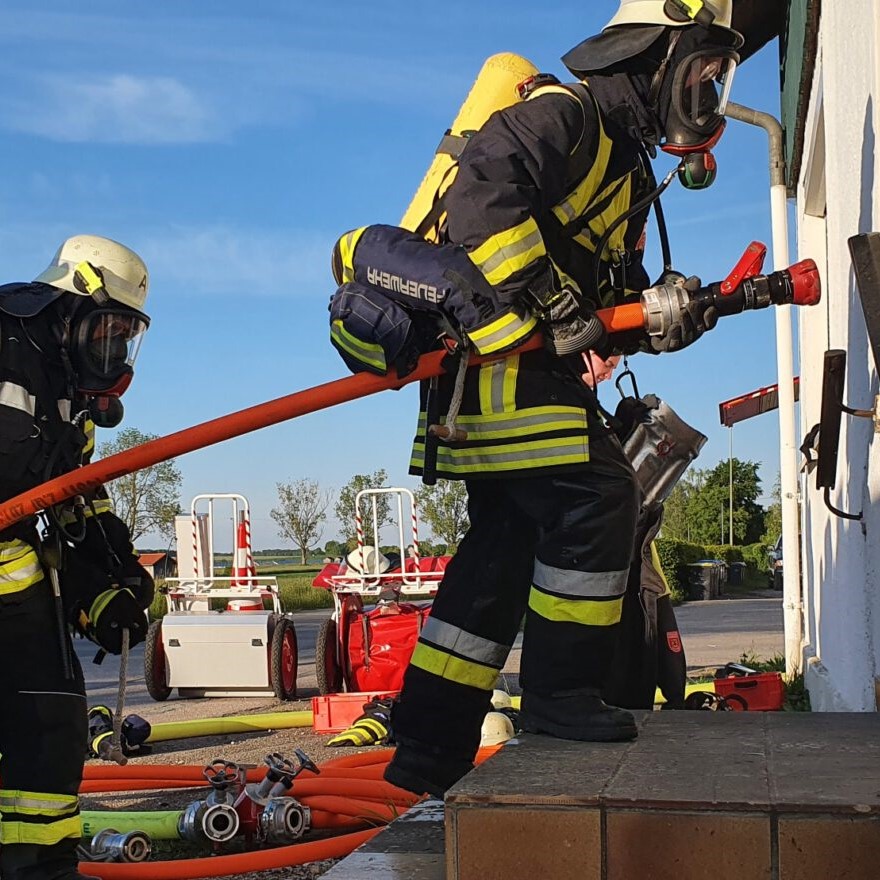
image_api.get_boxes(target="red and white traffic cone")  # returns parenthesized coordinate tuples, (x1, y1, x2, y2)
(230, 515, 255, 587)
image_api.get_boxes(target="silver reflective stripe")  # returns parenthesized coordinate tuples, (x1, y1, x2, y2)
(416, 407, 588, 441)
(0, 793, 77, 814)
(0, 383, 35, 416)
(420, 617, 508, 668)
(412, 435, 589, 472)
(533, 559, 628, 599)
(475, 227, 545, 280)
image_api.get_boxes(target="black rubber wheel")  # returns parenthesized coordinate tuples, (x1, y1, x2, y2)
(316, 617, 342, 695)
(270, 616, 298, 700)
(144, 620, 171, 701)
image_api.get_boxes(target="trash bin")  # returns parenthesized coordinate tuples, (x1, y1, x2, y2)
(728, 562, 746, 586)
(686, 563, 715, 600)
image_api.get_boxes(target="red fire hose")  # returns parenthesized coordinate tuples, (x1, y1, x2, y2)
(0, 254, 819, 531)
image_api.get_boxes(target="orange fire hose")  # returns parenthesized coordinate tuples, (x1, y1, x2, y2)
(0, 304, 646, 531)
(80, 827, 380, 879)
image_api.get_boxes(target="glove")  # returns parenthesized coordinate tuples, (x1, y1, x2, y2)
(326, 698, 394, 747)
(649, 276, 718, 354)
(87, 706, 152, 759)
(529, 268, 608, 357)
(80, 585, 150, 655)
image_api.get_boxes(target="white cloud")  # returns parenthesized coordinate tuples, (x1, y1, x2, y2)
(138, 225, 335, 297)
(4, 74, 221, 144)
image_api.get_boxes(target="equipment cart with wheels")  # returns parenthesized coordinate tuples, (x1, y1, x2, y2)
(145, 493, 298, 701)
(311, 488, 450, 695)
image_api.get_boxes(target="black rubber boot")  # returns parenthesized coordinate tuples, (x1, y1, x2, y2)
(519, 691, 639, 742)
(0, 840, 99, 880)
(384, 743, 474, 798)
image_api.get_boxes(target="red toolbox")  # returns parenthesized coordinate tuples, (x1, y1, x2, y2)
(311, 690, 400, 734)
(714, 672, 785, 711)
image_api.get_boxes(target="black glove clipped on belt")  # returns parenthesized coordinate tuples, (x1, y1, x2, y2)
(649, 276, 718, 354)
(529, 266, 609, 357)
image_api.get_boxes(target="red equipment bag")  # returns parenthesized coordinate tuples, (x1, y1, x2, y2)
(346, 602, 432, 692)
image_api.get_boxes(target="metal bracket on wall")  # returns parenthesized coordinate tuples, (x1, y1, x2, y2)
(802, 350, 874, 521)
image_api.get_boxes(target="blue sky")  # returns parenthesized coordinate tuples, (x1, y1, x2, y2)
(2, 2, 793, 549)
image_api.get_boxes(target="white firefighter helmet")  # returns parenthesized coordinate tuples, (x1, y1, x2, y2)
(606, 0, 734, 31)
(480, 711, 515, 747)
(345, 545, 391, 575)
(34, 234, 149, 312)
(490, 689, 513, 710)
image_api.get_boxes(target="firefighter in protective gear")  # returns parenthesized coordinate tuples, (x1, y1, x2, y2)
(383, 1, 782, 798)
(0, 235, 153, 880)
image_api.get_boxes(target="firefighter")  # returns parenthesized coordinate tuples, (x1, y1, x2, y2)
(0, 235, 154, 880)
(384, 0, 783, 798)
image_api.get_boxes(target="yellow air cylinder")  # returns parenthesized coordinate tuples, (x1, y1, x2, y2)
(400, 52, 540, 237)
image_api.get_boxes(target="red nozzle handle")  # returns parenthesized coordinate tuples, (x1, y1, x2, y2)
(787, 259, 821, 306)
(721, 241, 768, 294)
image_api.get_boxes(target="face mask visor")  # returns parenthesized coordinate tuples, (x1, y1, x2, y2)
(672, 50, 738, 137)
(74, 308, 150, 395)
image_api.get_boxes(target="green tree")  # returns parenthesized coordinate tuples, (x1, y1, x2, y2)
(660, 476, 698, 542)
(98, 428, 183, 543)
(323, 539, 347, 560)
(415, 481, 469, 554)
(761, 475, 782, 545)
(334, 470, 392, 550)
(686, 459, 764, 545)
(270, 479, 331, 564)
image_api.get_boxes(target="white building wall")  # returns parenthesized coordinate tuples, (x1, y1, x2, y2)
(796, 2, 880, 711)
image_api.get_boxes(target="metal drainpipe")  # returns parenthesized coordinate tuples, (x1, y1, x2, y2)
(725, 101, 803, 677)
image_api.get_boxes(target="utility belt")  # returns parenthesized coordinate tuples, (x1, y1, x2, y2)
(329, 224, 538, 377)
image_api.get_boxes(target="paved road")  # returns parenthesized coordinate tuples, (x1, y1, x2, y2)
(81, 595, 783, 717)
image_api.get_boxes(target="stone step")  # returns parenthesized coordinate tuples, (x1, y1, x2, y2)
(326, 711, 880, 880)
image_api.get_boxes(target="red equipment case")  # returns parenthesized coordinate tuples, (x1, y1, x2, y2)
(714, 672, 785, 711)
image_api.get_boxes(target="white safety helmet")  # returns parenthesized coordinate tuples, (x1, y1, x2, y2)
(345, 545, 391, 574)
(34, 234, 149, 312)
(490, 689, 513, 710)
(480, 712, 515, 747)
(606, 0, 734, 31)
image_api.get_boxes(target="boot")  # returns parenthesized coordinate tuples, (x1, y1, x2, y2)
(384, 743, 474, 798)
(519, 691, 639, 742)
(0, 840, 99, 880)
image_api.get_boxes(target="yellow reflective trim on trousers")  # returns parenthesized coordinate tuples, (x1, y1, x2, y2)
(551, 113, 613, 225)
(0, 542, 43, 595)
(0, 814, 82, 845)
(528, 589, 624, 626)
(469, 217, 546, 287)
(0, 790, 78, 815)
(337, 227, 367, 283)
(410, 642, 499, 691)
(330, 320, 387, 372)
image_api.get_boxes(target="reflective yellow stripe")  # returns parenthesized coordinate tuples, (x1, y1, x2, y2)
(336, 227, 367, 283)
(0, 814, 81, 845)
(89, 587, 133, 624)
(467, 310, 538, 355)
(478, 357, 519, 415)
(356, 718, 388, 739)
(528, 589, 624, 626)
(0, 541, 43, 595)
(410, 642, 499, 691)
(0, 790, 78, 815)
(83, 418, 96, 456)
(330, 320, 387, 372)
(411, 434, 590, 475)
(416, 405, 588, 441)
(572, 173, 634, 260)
(552, 110, 613, 226)
(469, 217, 546, 286)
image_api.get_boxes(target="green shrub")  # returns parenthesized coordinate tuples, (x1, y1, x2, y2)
(740, 542, 769, 571)
(703, 544, 744, 564)
(654, 538, 705, 601)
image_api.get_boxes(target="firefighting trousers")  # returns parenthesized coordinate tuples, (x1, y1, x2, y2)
(0, 581, 87, 846)
(392, 430, 639, 760)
